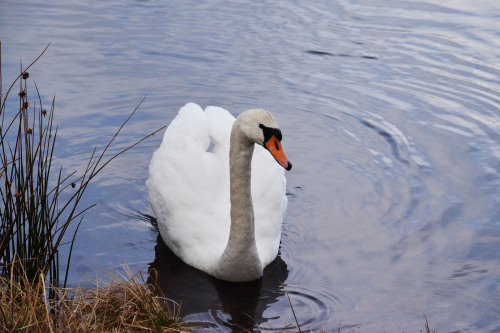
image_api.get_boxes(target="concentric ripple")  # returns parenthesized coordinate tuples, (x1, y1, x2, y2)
(258, 283, 355, 332)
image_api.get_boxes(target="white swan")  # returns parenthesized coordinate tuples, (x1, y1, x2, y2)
(147, 103, 291, 282)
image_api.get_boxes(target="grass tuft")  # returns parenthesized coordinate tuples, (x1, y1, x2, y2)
(0, 262, 188, 332)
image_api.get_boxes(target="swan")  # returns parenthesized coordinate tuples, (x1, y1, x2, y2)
(147, 103, 292, 282)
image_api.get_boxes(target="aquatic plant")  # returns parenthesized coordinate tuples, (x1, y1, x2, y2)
(0, 43, 163, 296)
(0, 44, 71, 292)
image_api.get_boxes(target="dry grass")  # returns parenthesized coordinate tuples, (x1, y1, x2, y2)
(0, 265, 188, 333)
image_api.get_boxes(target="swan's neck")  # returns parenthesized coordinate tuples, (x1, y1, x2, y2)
(214, 123, 262, 282)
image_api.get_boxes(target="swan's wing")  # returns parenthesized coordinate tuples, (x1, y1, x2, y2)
(252, 145, 287, 267)
(205, 106, 234, 154)
(147, 103, 235, 271)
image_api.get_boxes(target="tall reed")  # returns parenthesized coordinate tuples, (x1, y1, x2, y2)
(0, 44, 164, 298)
(0, 44, 66, 292)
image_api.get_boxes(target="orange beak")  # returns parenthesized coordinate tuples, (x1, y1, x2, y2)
(264, 135, 292, 171)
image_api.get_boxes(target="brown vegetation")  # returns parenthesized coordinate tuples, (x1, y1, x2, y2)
(0, 264, 187, 332)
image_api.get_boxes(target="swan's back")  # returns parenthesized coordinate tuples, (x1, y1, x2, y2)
(147, 103, 287, 274)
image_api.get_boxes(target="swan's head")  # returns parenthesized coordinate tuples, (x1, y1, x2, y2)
(236, 108, 292, 171)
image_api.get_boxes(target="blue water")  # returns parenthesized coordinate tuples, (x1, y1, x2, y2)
(1, 0, 500, 331)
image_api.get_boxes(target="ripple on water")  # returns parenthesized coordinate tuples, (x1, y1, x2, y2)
(258, 283, 356, 332)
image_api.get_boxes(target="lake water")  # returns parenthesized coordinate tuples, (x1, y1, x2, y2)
(1, 0, 499, 332)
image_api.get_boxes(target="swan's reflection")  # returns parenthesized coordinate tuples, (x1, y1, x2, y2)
(148, 234, 288, 332)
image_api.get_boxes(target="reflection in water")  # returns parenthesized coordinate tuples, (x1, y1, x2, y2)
(147, 232, 288, 332)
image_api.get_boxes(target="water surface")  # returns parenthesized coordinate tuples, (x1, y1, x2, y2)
(1, 0, 499, 331)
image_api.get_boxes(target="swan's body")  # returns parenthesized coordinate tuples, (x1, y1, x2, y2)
(147, 103, 291, 282)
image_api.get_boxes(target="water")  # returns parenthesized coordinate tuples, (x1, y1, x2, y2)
(1, 0, 500, 331)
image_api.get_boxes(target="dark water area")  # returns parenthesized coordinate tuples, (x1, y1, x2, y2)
(1, 0, 500, 331)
